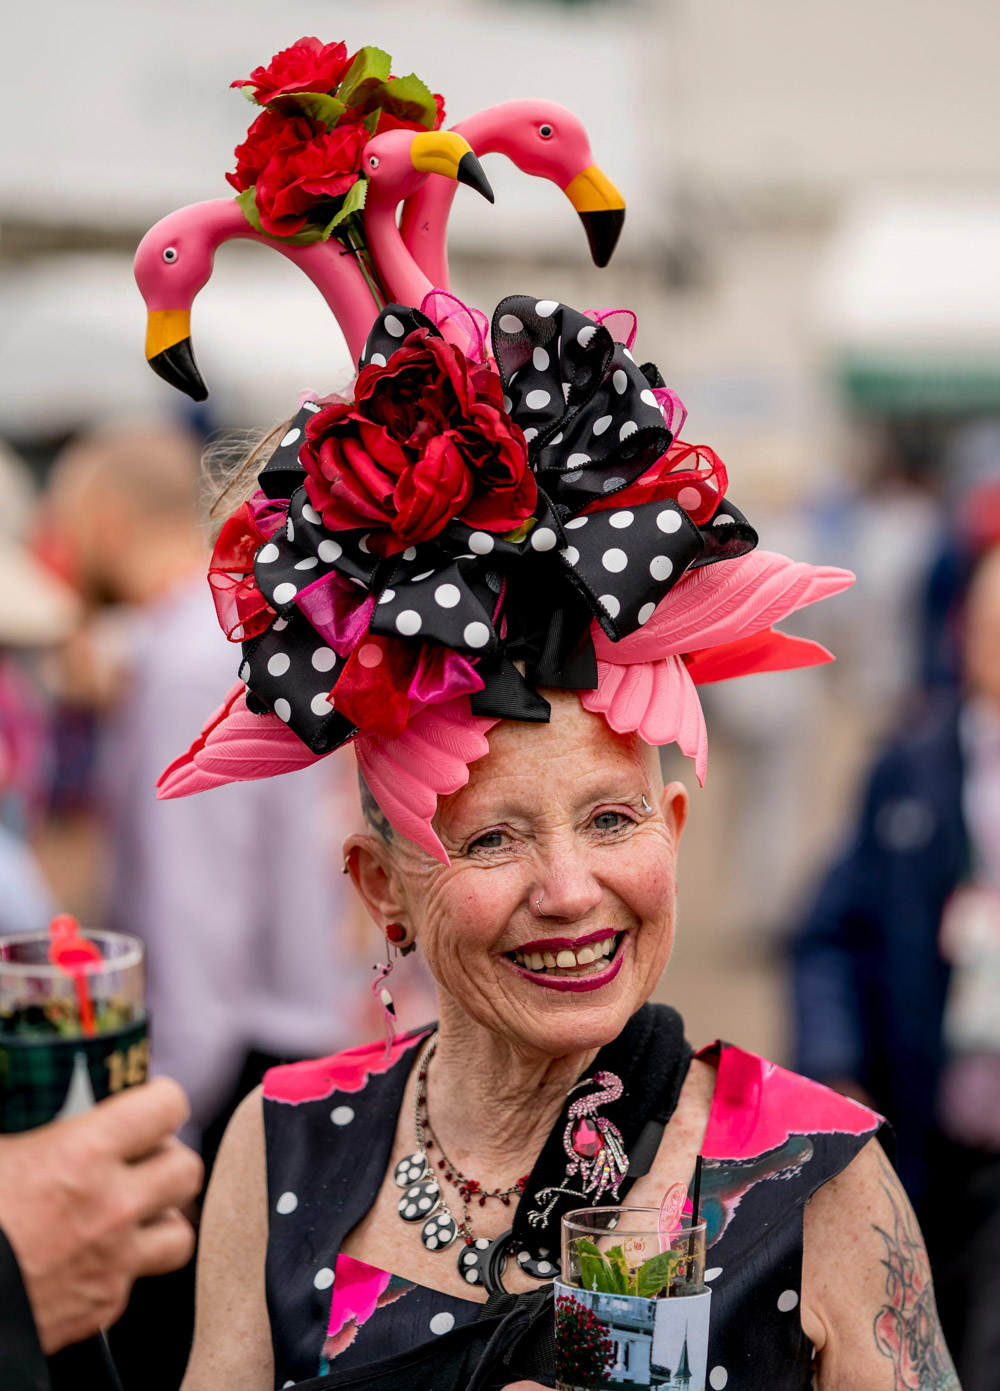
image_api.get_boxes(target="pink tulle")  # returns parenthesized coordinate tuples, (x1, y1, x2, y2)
(420, 291, 490, 364)
(583, 307, 637, 349)
(651, 386, 687, 438)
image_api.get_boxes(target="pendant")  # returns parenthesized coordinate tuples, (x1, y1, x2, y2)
(515, 1246, 561, 1280)
(420, 1210, 458, 1251)
(456, 1236, 495, 1287)
(397, 1178, 441, 1222)
(393, 1152, 428, 1188)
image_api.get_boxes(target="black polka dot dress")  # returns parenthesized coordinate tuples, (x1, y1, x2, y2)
(261, 1029, 885, 1388)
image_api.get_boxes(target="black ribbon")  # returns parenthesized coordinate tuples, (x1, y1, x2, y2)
(242, 301, 758, 752)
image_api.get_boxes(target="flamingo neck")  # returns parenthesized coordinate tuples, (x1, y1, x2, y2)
(366, 191, 434, 308)
(188, 200, 377, 362)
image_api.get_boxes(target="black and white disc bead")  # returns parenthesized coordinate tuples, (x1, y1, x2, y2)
(397, 1179, 440, 1222)
(457, 1237, 494, 1286)
(393, 1152, 428, 1188)
(420, 1211, 458, 1252)
(516, 1247, 561, 1280)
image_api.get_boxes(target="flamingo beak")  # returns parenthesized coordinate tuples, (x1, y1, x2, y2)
(563, 165, 627, 268)
(145, 309, 208, 402)
(409, 131, 495, 203)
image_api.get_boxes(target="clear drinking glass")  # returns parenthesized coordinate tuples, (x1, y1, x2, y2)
(556, 1207, 711, 1391)
(0, 929, 148, 1132)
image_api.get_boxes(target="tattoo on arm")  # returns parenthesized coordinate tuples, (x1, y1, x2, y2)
(871, 1147, 960, 1389)
(358, 773, 394, 846)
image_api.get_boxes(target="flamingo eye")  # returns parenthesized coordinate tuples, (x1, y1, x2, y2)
(539, 124, 554, 139)
(162, 247, 178, 263)
(368, 155, 380, 170)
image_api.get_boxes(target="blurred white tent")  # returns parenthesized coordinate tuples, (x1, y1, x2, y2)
(0, 249, 356, 434)
(817, 194, 1000, 412)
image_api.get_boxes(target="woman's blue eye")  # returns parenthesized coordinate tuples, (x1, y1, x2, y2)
(471, 830, 504, 850)
(594, 811, 628, 832)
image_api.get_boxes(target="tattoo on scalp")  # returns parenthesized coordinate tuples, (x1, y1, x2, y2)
(871, 1147, 959, 1389)
(358, 772, 394, 846)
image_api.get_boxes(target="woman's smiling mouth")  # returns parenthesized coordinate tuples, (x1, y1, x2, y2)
(501, 929, 627, 992)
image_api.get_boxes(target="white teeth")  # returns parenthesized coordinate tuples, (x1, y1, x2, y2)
(512, 936, 619, 972)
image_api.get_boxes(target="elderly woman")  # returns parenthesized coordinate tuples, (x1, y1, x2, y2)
(169, 299, 958, 1391)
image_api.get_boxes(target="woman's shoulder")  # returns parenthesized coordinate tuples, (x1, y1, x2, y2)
(696, 1040, 884, 1164)
(263, 1027, 432, 1107)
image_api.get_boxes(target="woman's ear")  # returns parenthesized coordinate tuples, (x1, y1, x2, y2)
(344, 833, 409, 930)
(659, 780, 689, 848)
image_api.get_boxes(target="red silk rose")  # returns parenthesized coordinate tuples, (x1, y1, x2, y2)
(300, 330, 536, 553)
(231, 37, 351, 104)
(225, 109, 324, 194)
(253, 122, 367, 237)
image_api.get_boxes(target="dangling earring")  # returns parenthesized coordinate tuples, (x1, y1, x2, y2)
(372, 924, 407, 1059)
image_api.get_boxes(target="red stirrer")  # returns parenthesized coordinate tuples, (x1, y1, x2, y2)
(47, 914, 100, 1037)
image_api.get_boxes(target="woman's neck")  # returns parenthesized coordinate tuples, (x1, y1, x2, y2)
(423, 1002, 598, 1188)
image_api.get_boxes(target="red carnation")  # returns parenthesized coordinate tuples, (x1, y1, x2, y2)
(253, 122, 367, 237)
(226, 109, 324, 194)
(231, 37, 350, 104)
(300, 329, 536, 552)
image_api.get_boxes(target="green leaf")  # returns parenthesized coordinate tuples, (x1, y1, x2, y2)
(366, 72, 437, 130)
(269, 91, 347, 130)
(604, 1245, 631, 1296)
(336, 45, 392, 110)
(635, 1249, 682, 1299)
(575, 1238, 619, 1295)
(238, 84, 260, 105)
(234, 187, 264, 233)
(232, 188, 332, 247)
(317, 176, 368, 236)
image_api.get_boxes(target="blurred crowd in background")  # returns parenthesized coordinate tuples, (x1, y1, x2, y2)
(4, 0, 1000, 1385)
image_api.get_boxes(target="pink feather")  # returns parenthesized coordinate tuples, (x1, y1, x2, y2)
(581, 655, 708, 783)
(157, 686, 324, 799)
(594, 551, 855, 665)
(354, 699, 497, 863)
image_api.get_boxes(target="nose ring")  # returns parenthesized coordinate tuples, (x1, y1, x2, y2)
(536, 893, 544, 914)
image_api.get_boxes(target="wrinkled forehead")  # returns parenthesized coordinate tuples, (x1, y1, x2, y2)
(441, 692, 659, 823)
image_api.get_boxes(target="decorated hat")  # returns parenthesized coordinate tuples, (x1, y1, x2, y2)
(158, 294, 853, 860)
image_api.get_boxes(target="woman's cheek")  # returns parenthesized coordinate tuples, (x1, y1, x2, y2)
(610, 837, 676, 926)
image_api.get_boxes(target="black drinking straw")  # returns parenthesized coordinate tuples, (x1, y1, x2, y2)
(686, 1155, 703, 1281)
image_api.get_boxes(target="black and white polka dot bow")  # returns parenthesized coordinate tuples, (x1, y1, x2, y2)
(241, 299, 758, 749)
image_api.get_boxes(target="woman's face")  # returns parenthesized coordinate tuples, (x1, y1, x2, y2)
(352, 692, 687, 1059)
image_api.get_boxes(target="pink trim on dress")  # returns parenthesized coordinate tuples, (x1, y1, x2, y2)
(263, 1030, 426, 1105)
(697, 1042, 881, 1163)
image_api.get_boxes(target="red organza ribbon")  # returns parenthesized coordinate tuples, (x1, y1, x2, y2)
(582, 439, 729, 526)
(208, 502, 277, 643)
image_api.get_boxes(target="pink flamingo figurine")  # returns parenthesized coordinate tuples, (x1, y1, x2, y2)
(400, 100, 626, 293)
(135, 198, 379, 401)
(135, 132, 492, 399)
(361, 128, 494, 341)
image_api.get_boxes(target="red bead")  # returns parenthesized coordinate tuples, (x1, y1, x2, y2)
(571, 1117, 604, 1158)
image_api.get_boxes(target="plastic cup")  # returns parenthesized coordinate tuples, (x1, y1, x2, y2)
(0, 929, 148, 1132)
(556, 1207, 711, 1391)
